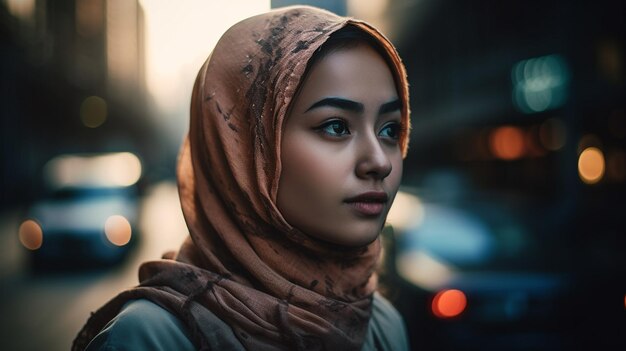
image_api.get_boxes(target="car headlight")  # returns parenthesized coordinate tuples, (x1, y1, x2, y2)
(19, 219, 43, 250)
(104, 215, 132, 246)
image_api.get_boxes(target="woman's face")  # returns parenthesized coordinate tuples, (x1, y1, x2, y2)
(277, 43, 403, 247)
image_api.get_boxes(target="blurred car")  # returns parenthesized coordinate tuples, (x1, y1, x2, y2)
(18, 152, 142, 269)
(386, 189, 574, 351)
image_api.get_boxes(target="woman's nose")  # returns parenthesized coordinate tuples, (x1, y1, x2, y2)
(355, 133, 392, 180)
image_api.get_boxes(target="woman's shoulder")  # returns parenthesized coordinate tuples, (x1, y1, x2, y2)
(85, 299, 195, 351)
(365, 292, 410, 351)
(371, 292, 405, 329)
(84, 295, 408, 351)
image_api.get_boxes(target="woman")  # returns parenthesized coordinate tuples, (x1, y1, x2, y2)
(73, 5, 411, 351)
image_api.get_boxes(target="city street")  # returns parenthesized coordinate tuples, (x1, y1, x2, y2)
(1, 1, 624, 350)
(0, 181, 189, 351)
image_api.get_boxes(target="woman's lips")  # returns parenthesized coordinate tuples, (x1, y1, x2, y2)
(346, 201, 385, 216)
(344, 191, 388, 217)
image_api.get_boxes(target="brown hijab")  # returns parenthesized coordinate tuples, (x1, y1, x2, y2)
(73, 6, 410, 351)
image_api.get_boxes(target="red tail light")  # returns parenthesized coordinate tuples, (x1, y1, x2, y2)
(432, 289, 467, 318)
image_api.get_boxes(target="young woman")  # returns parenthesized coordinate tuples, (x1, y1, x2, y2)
(73, 5, 411, 351)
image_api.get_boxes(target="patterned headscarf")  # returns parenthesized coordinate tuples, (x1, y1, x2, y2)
(74, 6, 409, 351)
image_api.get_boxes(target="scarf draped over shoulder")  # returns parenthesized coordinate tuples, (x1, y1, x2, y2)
(73, 5, 410, 351)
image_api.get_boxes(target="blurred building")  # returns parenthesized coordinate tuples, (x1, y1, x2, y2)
(390, 0, 624, 269)
(1, 0, 155, 208)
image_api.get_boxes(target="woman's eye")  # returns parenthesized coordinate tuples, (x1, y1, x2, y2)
(317, 120, 350, 137)
(379, 122, 400, 140)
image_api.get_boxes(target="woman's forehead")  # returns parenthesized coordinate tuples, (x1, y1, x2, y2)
(293, 45, 398, 107)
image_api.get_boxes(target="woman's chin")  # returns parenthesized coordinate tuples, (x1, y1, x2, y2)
(314, 224, 383, 247)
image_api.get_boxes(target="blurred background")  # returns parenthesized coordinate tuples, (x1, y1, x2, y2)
(0, 0, 624, 350)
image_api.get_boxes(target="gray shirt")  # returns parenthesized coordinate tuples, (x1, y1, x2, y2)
(85, 292, 409, 351)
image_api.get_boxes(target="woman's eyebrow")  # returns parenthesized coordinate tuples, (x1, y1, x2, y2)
(378, 98, 401, 115)
(305, 97, 364, 113)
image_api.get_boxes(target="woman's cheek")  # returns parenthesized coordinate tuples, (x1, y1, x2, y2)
(290, 141, 340, 189)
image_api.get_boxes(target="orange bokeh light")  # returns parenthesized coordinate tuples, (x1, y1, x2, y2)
(489, 126, 525, 160)
(432, 289, 467, 318)
(18, 219, 43, 250)
(578, 147, 605, 184)
(104, 215, 132, 246)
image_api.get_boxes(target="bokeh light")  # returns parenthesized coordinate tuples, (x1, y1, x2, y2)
(104, 215, 132, 246)
(512, 54, 569, 114)
(45, 152, 142, 188)
(5, 0, 35, 21)
(397, 251, 454, 290)
(489, 126, 525, 160)
(107, 152, 143, 187)
(512, 55, 569, 112)
(80, 96, 108, 128)
(578, 147, 605, 184)
(432, 289, 467, 318)
(387, 191, 424, 231)
(18, 220, 43, 250)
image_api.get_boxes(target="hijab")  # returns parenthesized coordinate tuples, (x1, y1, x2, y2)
(73, 6, 410, 351)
